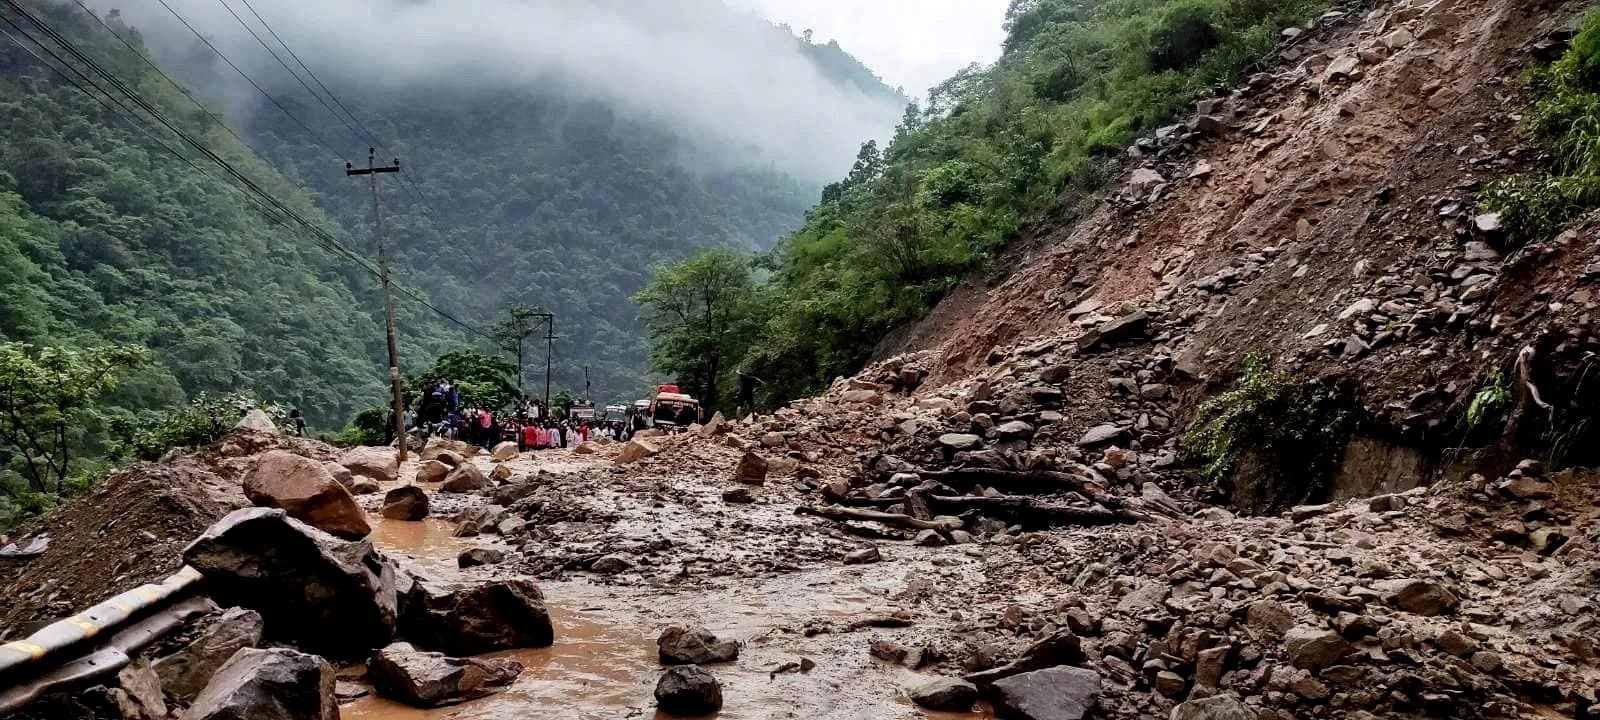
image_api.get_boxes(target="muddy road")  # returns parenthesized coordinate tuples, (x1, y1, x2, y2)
(348, 450, 996, 720)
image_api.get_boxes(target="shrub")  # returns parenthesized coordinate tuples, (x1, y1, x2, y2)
(107, 392, 286, 462)
(1186, 351, 1354, 512)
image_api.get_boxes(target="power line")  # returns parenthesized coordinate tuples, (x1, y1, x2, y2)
(214, 0, 361, 150)
(228, 0, 451, 224)
(1, 1, 492, 341)
(152, 0, 349, 162)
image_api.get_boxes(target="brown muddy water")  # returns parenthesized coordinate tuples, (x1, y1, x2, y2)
(352, 515, 995, 720)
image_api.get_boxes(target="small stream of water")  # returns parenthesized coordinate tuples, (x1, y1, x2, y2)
(350, 507, 994, 719)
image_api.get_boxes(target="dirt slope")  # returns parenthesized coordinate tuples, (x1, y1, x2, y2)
(897, 0, 1594, 472)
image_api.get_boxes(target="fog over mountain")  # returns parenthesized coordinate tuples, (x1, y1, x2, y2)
(97, 0, 907, 180)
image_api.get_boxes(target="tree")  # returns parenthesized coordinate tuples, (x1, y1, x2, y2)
(632, 250, 757, 412)
(422, 351, 520, 411)
(0, 343, 145, 495)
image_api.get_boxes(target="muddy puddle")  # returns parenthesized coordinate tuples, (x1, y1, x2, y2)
(352, 511, 994, 720)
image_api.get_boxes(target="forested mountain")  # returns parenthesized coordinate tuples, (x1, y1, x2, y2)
(124, 0, 907, 407)
(0, 0, 905, 435)
(0, 1, 390, 430)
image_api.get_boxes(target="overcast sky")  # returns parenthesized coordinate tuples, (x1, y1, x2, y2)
(726, 0, 1010, 98)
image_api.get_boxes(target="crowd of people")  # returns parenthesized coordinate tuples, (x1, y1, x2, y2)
(393, 379, 638, 451)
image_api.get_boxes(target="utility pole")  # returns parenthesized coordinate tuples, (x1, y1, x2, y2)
(543, 314, 556, 410)
(346, 149, 407, 461)
(584, 364, 591, 404)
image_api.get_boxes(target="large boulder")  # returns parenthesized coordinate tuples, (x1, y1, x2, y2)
(491, 442, 520, 462)
(654, 666, 723, 715)
(183, 508, 397, 659)
(399, 578, 554, 655)
(340, 447, 399, 484)
(907, 677, 979, 711)
(615, 438, 660, 465)
(381, 486, 430, 521)
(657, 625, 739, 665)
(414, 460, 451, 484)
(439, 463, 489, 494)
(989, 666, 1101, 720)
(242, 451, 370, 540)
(420, 440, 475, 463)
(324, 463, 355, 490)
(181, 647, 336, 720)
(366, 641, 522, 708)
(966, 629, 1083, 685)
(154, 607, 265, 703)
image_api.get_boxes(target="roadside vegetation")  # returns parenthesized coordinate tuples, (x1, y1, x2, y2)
(1480, 9, 1600, 245)
(641, 0, 1335, 407)
(1185, 351, 1354, 513)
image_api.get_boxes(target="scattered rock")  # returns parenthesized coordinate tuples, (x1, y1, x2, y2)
(1171, 694, 1254, 720)
(1383, 578, 1460, 616)
(235, 409, 279, 434)
(414, 460, 450, 485)
(907, 677, 979, 712)
(938, 433, 984, 451)
(616, 438, 660, 465)
(439, 463, 490, 493)
(340, 447, 399, 484)
(658, 625, 740, 665)
(154, 607, 265, 703)
(735, 452, 769, 484)
(381, 486, 430, 521)
(242, 450, 370, 540)
(1284, 625, 1351, 670)
(1077, 424, 1128, 448)
(184, 508, 398, 658)
(491, 442, 519, 462)
(843, 547, 882, 565)
(654, 665, 723, 716)
(366, 641, 522, 708)
(989, 666, 1101, 720)
(182, 647, 337, 720)
(399, 578, 555, 655)
(590, 554, 634, 574)
(457, 547, 507, 568)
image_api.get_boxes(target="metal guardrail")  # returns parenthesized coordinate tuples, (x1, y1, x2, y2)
(0, 565, 206, 713)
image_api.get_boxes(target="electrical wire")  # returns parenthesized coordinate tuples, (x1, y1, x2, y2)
(1, 1, 495, 341)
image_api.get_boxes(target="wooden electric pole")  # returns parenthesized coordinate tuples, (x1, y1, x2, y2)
(346, 149, 407, 461)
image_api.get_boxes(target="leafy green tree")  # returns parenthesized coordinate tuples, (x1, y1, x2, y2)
(632, 250, 758, 412)
(423, 351, 520, 410)
(0, 342, 145, 495)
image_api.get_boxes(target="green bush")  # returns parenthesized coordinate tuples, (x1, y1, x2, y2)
(1483, 9, 1600, 243)
(1186, 351, 1354, 512)
(332, 407, 389, 447)
(107, 393, 286, 462)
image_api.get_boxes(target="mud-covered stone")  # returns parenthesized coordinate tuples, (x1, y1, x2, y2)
(654, 665, 723, 715)
(414, 460, 450, 484)
(439, 463, 489, 493)
(658, 625, 739, 665)
(242, 450, 370, 540)
(182, 647, 337, 720)
(381, 486, 430, 521)
(367, 641, 522, 708)
(906, 677, 978, 711)
(399, 578, 554, 655)
(340, 447, 399, 484)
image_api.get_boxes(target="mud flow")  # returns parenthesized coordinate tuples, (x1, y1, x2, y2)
(351, 513, 993, 720)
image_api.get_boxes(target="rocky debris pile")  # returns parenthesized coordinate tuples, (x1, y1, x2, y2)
(865, 464, 1599, 720)
(366, 641, 522, 707)
(151, 607, 266, 704)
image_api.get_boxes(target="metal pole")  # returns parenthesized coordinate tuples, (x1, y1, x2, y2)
(544, 314, 554, 410)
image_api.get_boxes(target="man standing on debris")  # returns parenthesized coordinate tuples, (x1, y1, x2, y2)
(737, 372, 763, 417)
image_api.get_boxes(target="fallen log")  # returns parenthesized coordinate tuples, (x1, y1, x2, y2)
(795, 505, 963, 531)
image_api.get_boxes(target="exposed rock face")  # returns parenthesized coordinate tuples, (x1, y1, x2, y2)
(242, 450, 370, 540)
(989, 666, 1101, 720)
(491, 442, 519, 462)
(381, 486, 430, 521)
(654, 665, 723, 715)
(399, 578, 554, 655)
(181, 647, 337, 720)
(414, 460, 450, 484)
(657, 625, 740, 665)
(154, 607, 265, 703)
(906, 677, 978, 711)
(340, 447, 399, 484)
(183, 508, 397, 658)
(439, 463, 489, 493)
(366, 641, 522, 708)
